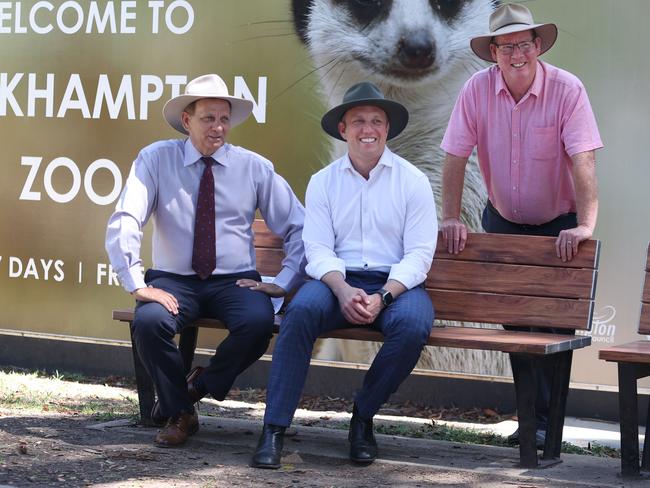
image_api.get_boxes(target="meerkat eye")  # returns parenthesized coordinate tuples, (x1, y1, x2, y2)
(340, 0, 391, 25)
(352, 0, 382, 7)
(430, 0, 465, 21)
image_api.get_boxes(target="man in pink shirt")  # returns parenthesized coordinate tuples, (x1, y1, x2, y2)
(440, 3, 602, 446)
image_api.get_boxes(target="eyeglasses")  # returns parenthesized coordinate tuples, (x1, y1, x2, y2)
(492, 39, 536, 55)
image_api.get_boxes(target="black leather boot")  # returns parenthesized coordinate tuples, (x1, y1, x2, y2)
(348, 404, 378, 464)
(251, 424, 286, 469)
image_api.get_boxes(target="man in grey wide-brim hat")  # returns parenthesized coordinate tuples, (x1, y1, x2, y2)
(252, 82, 438, 469)
(440, 3, 603, 448)
(106, 74, 306, 448)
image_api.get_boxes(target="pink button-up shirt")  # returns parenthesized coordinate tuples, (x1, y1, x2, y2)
(441, 61, 603, 225)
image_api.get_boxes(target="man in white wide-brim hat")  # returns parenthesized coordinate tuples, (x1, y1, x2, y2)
(106, 74, 306, 447)
(440, 3, 602, 448)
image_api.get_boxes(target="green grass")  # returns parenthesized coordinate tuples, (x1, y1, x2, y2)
(375, 422, 510, 447)
(0, 368, 139, 421)
(560, 441, 620, 458)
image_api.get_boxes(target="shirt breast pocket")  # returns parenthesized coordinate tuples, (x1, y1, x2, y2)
(529, 126, 559, 161)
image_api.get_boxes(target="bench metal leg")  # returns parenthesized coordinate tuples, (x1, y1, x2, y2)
(619, 362, 640, 477)
(544, 350, 573, 460)
(511, 353, 539, 468)
(179, 326, 199, 374)
(641, 392, 650, 471)
(129, 322, 156, 426)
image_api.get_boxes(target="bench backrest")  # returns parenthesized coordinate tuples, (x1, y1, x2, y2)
(640, 245, 650, 335)
(253, 220, 600, 332)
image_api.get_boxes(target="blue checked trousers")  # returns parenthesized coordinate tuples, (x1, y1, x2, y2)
(264, 270, 434, 427)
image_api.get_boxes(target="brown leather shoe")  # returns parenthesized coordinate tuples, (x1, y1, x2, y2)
(154, 409, 199, 447)
(151, 367, 206, 424)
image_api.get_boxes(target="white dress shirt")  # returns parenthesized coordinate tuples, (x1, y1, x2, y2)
(303, 148, 437, 290)
(105, 139, 306, 293)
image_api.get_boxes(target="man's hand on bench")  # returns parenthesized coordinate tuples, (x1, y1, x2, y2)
(441, 218, 467, 255)
(132, 286, 180, 315)
(236, 279, 286, 298)
(556, 224, 593, 263)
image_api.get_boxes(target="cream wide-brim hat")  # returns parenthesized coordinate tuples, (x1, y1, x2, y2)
(470, 3, 558, 62)
(163, 74, 254, 134)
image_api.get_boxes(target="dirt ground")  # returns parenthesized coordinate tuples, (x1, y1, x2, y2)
(0, 369, 507, 487)
(0, 369, 628, 488)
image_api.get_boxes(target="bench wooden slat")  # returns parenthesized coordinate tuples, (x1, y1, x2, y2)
(253, 220, 284, 248)
(427, 260, 596, 299)
(639, 303, 650, 335)
(112, 309, 589, 355)
(324, 327, 590, 355)
(113, 292, 591, 331)
(252, 220, 600, 271)
(255, 248, 284, 276)
(599, 340, 650, 364)
(435, 233, 599, 269)
(638, 246, 650, 334)
(429, 290, 593, 330)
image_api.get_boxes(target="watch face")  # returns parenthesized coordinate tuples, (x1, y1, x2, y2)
(380, 289, 394, 306)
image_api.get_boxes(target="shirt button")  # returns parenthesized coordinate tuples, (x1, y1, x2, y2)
(513, 186, 517, 190)
(513, 160, 517, 164)
(513, 133, 518, 138)
(513, 209, 518, 214)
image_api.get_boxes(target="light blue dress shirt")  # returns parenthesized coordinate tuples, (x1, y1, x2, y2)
(106, 139, 306, 293)
(303, 148, 437, 290)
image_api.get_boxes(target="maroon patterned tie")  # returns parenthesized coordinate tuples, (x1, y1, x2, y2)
(192, 157, 216, 279)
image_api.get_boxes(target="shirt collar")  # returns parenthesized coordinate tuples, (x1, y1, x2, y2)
(339, 147, 393, 172)
(183, 139, 230, 167)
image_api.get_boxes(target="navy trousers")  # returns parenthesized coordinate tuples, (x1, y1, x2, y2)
(264, 271, 434, 427)
(482, 201, 577, 430)
(132, 269, 275, 417)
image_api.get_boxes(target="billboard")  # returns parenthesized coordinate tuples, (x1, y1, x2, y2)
(1, 0, 649, 391)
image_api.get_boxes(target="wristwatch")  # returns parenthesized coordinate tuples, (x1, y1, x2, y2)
(378, 288, 394, 308)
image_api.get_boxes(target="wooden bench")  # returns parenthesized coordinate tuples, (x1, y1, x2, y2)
(599, 244, 650, 477)
(113, 219, 600, 468)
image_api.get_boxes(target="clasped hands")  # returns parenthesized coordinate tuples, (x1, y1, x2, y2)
(336, 285, 383, 325)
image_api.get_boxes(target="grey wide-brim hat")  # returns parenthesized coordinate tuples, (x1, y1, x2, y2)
(470, 3, 558, 62)
(320, 82, 409, 141)
(163, 74, 254, 134)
